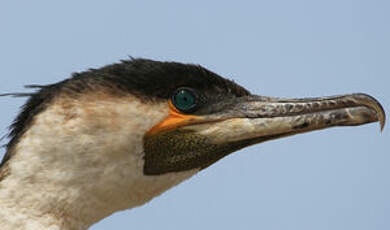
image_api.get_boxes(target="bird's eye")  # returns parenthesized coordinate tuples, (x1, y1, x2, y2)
(171, 88, 198, 113)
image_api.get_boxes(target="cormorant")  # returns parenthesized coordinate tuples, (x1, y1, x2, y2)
(0, 58, 385, 230)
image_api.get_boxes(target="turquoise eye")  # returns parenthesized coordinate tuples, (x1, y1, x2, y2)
(172, 88, 198, 112)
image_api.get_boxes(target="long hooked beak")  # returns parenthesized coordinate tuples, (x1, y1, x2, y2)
(191, 93, 385, 145)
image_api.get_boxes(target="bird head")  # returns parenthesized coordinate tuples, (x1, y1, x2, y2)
(0, 58, 385, 229)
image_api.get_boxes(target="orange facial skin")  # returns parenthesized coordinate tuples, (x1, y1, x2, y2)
(147, 101, 201, 135)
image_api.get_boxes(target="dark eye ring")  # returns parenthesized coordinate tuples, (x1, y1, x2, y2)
(171, 87, 199, 113)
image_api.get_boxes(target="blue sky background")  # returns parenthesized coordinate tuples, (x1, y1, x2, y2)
(0, 1, 389, 229)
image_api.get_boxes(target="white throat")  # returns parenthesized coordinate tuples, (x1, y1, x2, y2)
(0, 93, 198, 230)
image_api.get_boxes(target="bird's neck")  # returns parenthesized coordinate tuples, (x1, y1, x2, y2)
(0, 196, 86, 230)
(0, 154, 92, 230)
(0, 94, 198, 230)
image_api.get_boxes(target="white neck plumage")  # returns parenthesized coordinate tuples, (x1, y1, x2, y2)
(0, 93, 198, 230)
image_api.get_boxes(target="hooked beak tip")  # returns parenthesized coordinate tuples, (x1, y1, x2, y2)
(354, 93, 386, 132)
